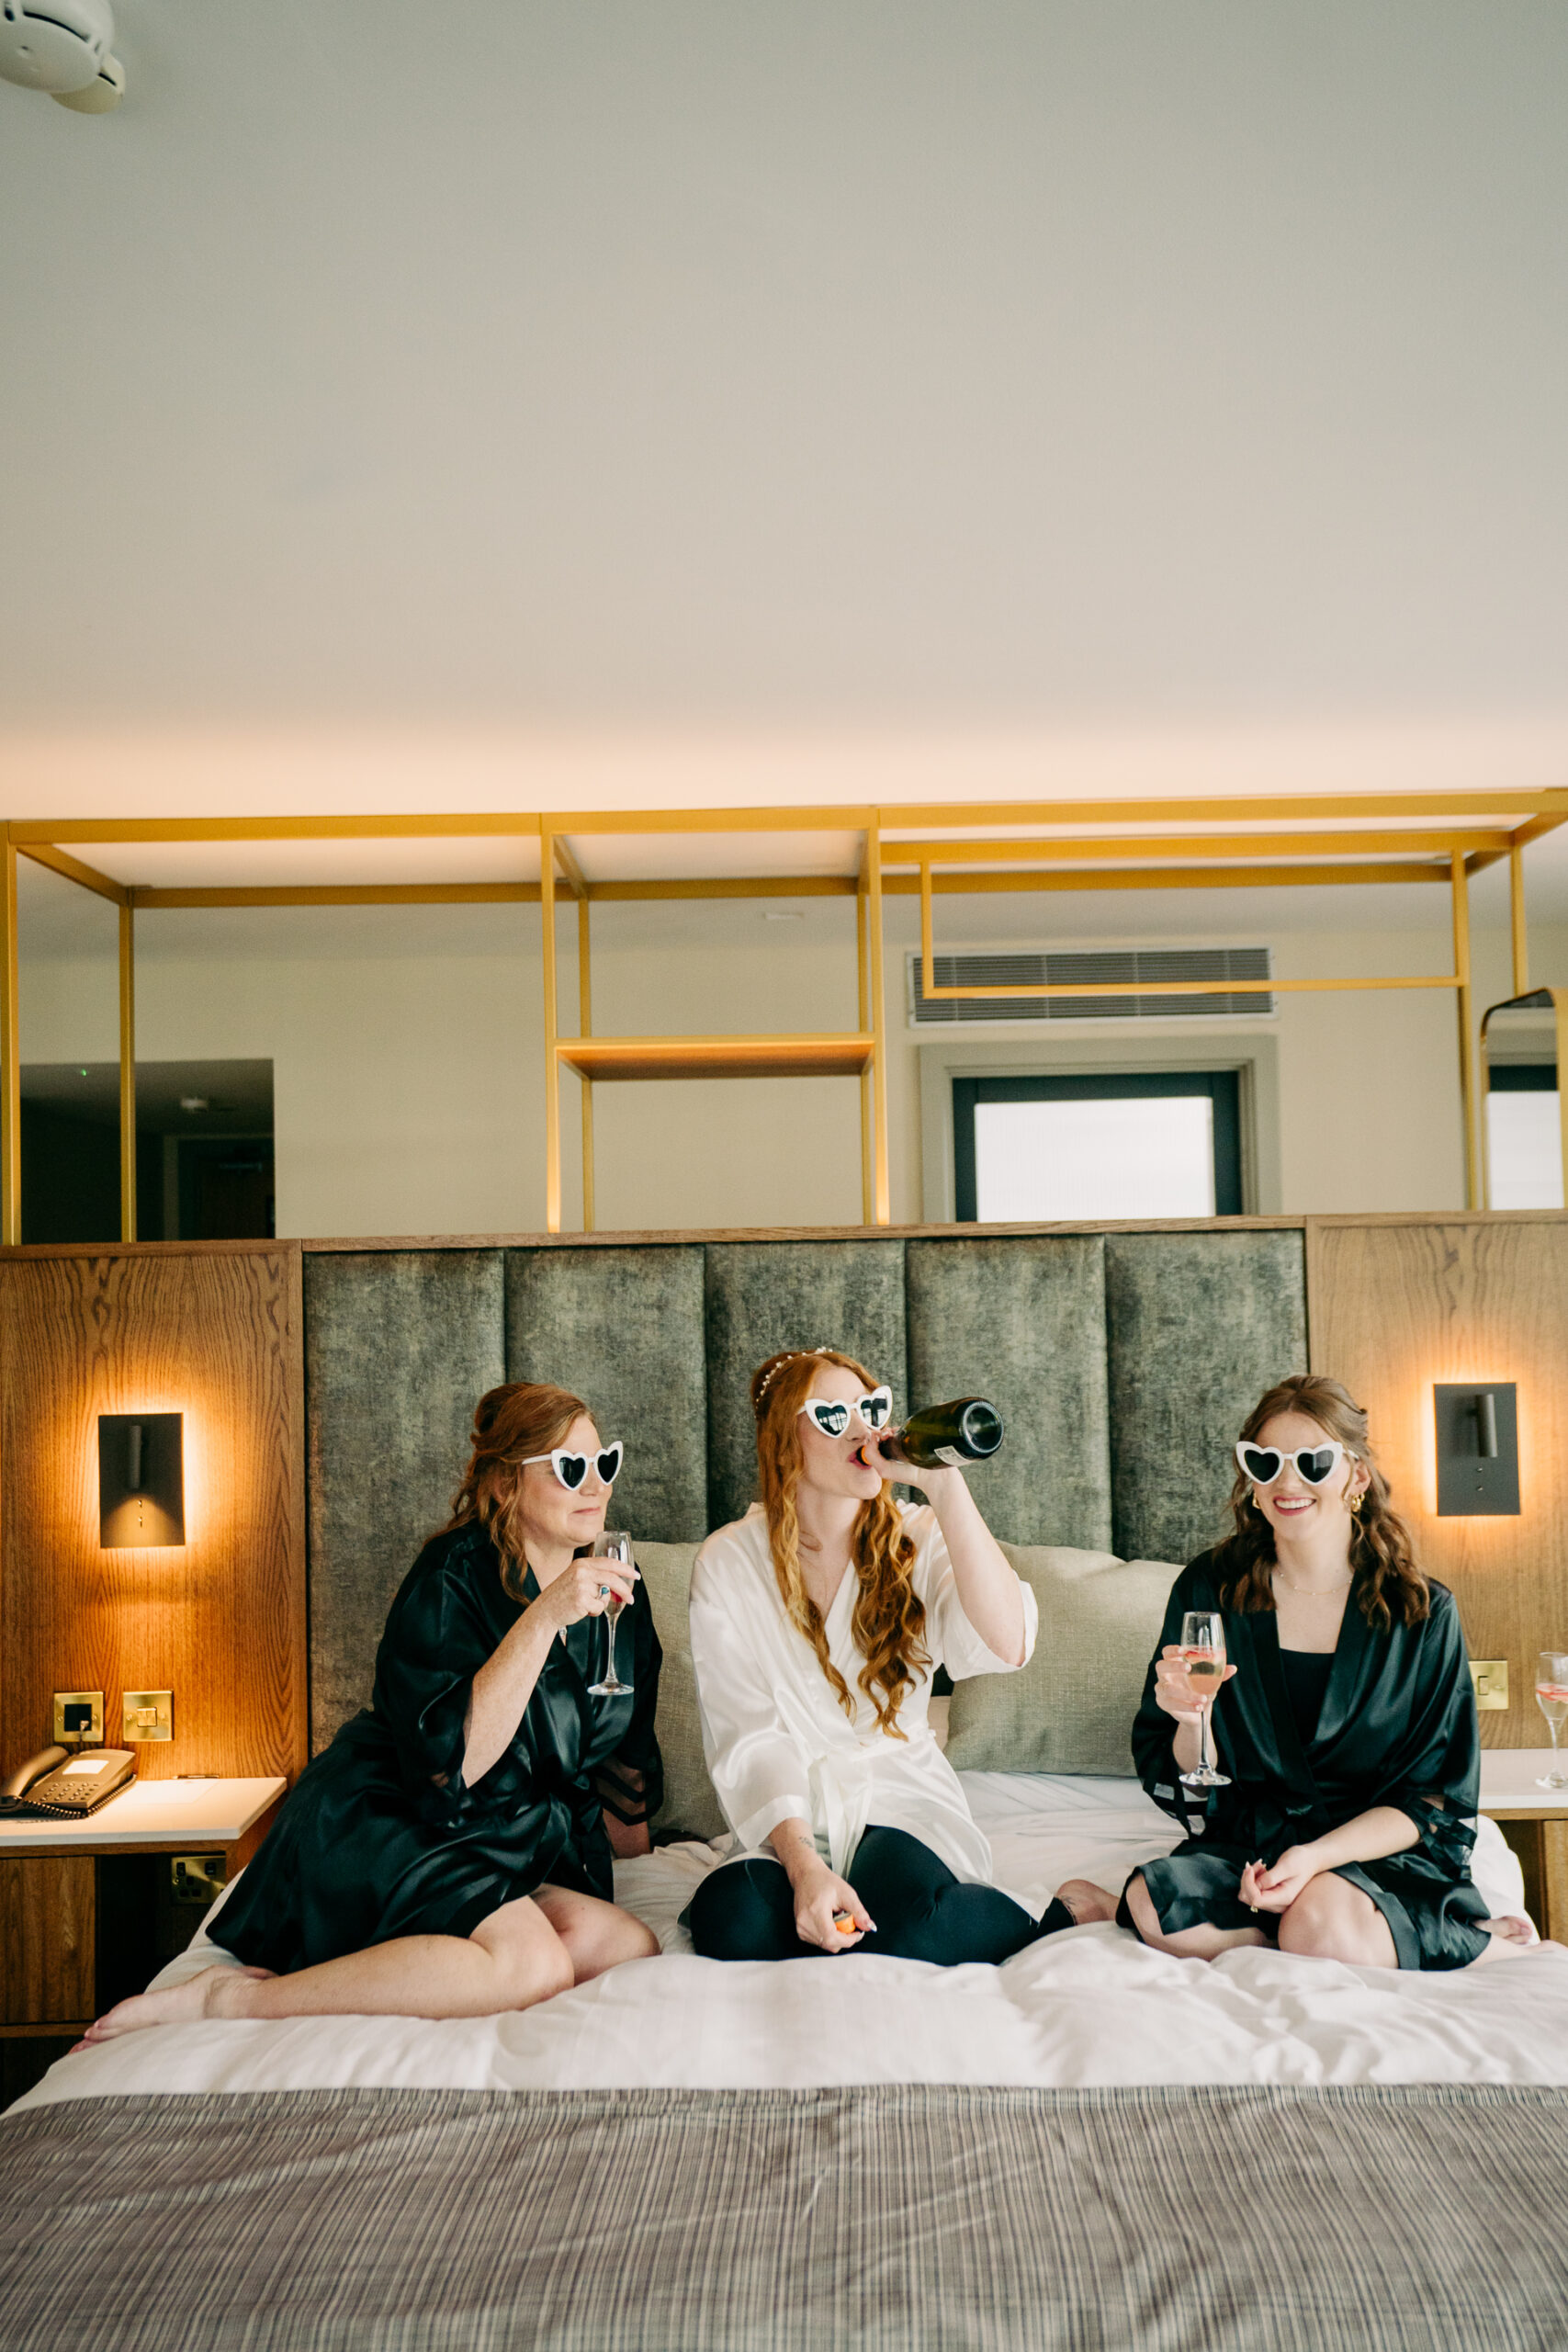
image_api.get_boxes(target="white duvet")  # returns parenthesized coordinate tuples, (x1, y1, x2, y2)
(17, 1773, 1567, 2113)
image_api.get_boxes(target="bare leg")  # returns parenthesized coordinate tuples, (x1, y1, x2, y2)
(1122, 1871, 1268, 1959)
(1054, 1878, 1120, 1925)
(1469, 1918, 1566, 1964)
(1276, 1875, 1398, 1967)
(83, 1893, 581, 2041)
(535, 1883, 659, 1978)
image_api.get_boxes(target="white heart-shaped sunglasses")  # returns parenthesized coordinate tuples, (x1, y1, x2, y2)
(799, 1387, 893, 1441)
(1235, 1439, 1346, 1487)
(523, 1440, 625, 1492)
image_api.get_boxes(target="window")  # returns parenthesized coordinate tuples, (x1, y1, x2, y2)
(953, 1071, 1244, 1222)
(1485, 1066, 1563, 1211)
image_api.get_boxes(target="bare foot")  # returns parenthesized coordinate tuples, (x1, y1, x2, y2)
(1054, 1878, 1119, 1926)
(80, 1963, 273, 2042)
(1482, 1914, 1538, 1947)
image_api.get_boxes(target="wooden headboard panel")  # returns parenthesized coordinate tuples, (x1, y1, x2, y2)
(2, 1212, 1562, 1782)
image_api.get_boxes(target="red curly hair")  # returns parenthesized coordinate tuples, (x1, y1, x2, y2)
(751, 1347, 930, 1737)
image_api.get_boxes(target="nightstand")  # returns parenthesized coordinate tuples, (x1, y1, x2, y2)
(1479, 1751, 1568, 1940)
(0, 1776, 284, 2105)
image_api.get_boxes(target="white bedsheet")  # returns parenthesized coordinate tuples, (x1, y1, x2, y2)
(17, 1774, 1564, 2112)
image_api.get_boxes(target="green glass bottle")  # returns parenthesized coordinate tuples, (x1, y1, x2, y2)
(880, 1397, 1004, 1468)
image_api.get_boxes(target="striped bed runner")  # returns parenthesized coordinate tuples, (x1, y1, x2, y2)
(0, 2082, 1563, 2349)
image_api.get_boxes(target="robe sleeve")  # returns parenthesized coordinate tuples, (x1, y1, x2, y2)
(1132, 1561, 1208, 1826)
(688, 1544, 814, 1853)
(594, 1573, 665, 1829)
(910, 1506, 1039, 1680)
(1366, 1585, 1480, 1872)
(370, 1541, 499, 1802)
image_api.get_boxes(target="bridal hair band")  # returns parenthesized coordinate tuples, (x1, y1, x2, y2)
(754, 1347, 836, 1410)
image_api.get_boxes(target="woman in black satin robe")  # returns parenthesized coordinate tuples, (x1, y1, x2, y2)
(1116, 1374, 1546, 1972)
(83, 1382, 664, 2041)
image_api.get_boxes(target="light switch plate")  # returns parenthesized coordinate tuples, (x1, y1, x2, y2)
(122, 1688, 174, 1742)
(52, 1690, 104, 1744)
(1470, 1660, 1509, 1711)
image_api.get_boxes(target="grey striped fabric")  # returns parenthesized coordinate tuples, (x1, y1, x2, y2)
(1, 2083, 1563, 2350)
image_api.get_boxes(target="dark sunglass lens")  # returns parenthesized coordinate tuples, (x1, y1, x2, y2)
(558, 1454, 587, 1489)
(1299, 1449, 1336, 1485)
(863, 1396, 890, 1428)
(818, 1404, 849, 1435)
(1241, 1447, 1280, 1482)
(597, 1448, 622, 1483)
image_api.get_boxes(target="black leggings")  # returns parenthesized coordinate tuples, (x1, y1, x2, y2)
(689, 1824, 1074, 1965)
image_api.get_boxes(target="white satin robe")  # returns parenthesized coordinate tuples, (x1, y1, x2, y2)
(687, 1501, 1038, 1885)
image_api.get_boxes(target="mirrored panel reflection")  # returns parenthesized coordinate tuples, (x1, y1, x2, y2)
(1483, 992, 1563, 1211)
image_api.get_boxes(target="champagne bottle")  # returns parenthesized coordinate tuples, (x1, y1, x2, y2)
(878, 1397, 1004, 1468)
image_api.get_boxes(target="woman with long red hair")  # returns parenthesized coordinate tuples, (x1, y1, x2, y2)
(84, 1381, 664, 2038)
(687, 1347, 1109, 1962)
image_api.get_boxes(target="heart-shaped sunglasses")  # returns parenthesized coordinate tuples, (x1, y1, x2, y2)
(1235, 1439, 1346, 1487)
(799, 1387, 893, 1440)
(523, 1441, 625, 1492)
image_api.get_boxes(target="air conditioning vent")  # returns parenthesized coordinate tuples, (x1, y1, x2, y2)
(909, 946, 1273, 1024)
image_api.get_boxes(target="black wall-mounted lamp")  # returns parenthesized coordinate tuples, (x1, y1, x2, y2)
(98, 1413, 185, 1547)
(1434, 1384, 1519, 1516)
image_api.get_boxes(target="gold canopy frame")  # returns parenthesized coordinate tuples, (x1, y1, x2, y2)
(2, 788, 1563, 1242)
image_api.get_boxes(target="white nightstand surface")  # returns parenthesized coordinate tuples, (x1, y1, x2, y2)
(0, 1775, 285, 1851)
(1479, 1752, 1568, 1815)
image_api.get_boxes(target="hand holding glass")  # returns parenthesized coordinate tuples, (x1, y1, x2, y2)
(1536, 1650, 1568, 1791)
(1178, 1611, 1231, 1789)
(587, 1532, 635, 1698)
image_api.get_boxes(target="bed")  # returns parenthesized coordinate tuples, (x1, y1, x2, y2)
(4, 1766, 1565, 2350)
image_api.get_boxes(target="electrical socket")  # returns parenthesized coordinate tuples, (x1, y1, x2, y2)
(122, 1689, 174, 1742)
(52, 1690, 104, 1744)
(1470, 1660, 1509, 1712)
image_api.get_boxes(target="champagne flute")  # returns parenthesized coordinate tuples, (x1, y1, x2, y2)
(586, 1531, 635, 1698)
(1178, 1610, 1231, 1788)
(1536, 1650, 1568, 1791)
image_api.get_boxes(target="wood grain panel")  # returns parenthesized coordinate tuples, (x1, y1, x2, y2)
(0, 1245, 306, 1784)
(0, 1857, 94, 2022)
(1306, 1216, 1568, 1749)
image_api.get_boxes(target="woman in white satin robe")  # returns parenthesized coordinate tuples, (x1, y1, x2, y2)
(686, 1346, 1111, 1962)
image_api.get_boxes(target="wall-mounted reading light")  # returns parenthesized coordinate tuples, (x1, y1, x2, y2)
(98, 1413, 185, 1548)
(1434, 1384, 1519, 1517)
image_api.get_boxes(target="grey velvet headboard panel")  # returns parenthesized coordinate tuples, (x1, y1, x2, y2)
(505, 1246, 707, 1548)
(703, 1240, 908, 1532)
(1105, 1230, 1309, 1564)
(906, 1235, 1112, 1555)
(303, 1227, 1308, 1750)
(305, 1250, 505, 1754)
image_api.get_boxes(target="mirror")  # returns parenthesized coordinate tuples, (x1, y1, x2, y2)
(1482, 990, 1565, 1210)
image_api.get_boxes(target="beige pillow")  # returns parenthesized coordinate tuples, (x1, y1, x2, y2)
(635, 1540, 728, 1842)
(944, 1544, 1181, 1776)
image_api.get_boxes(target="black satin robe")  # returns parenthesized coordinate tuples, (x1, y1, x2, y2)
(213, 1523, 663, 1975)
(1132, 1553, 1490, 1970)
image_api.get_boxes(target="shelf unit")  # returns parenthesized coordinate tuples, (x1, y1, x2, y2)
(4, 787, 1566, 1238)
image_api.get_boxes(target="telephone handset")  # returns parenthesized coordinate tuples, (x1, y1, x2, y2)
(1, 1746, 137, 1818)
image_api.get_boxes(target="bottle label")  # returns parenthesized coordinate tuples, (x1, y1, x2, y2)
(935, 1445, 965, 1466)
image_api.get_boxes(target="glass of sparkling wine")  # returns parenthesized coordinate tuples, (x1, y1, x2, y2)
(587, 1532, 635, 1698)
(1535, 1651, 1568, 1791)
(1179, 1610, 1232, 1788)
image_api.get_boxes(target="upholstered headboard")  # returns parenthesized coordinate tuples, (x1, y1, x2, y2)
(303, 1229, 1307, 1755)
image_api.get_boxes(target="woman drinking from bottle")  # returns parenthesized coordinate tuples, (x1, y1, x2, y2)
(1115, 1374, 1552, 1969)
(83, 1381, 664, 2039)
(686, 1347, 1111, 1962)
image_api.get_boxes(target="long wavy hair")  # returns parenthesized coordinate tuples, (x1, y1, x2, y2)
(1213, 1374, 1428, 1631)
(751, 1347, 931, 1736)
(441, 1380, 592, 1593)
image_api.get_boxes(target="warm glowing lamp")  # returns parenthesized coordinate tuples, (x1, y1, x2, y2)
(98, 1413, 185, 1547)
(1433, 1385, 1519, 1517)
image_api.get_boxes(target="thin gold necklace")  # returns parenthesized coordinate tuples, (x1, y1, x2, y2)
(1274, 1565, 1353, 1599)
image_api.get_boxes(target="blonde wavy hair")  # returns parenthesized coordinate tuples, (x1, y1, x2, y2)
(751, 1347, 930, 1736)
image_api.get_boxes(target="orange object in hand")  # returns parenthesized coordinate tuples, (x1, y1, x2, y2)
(832, 1911, 857, 1934)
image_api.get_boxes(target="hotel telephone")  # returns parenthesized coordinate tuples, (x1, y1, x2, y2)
(0, 1745, 137, 1819)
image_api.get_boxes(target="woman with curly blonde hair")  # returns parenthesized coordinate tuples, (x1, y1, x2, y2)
(687, 1346, 1109, 1962)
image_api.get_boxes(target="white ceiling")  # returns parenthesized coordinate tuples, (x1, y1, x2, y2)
(0, 0, 1564, 795)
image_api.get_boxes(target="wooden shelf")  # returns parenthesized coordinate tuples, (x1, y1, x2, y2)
(556, 1034, 875, 1083)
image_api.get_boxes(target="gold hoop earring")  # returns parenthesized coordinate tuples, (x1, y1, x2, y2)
(1347, 1491, 1364, 1516)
